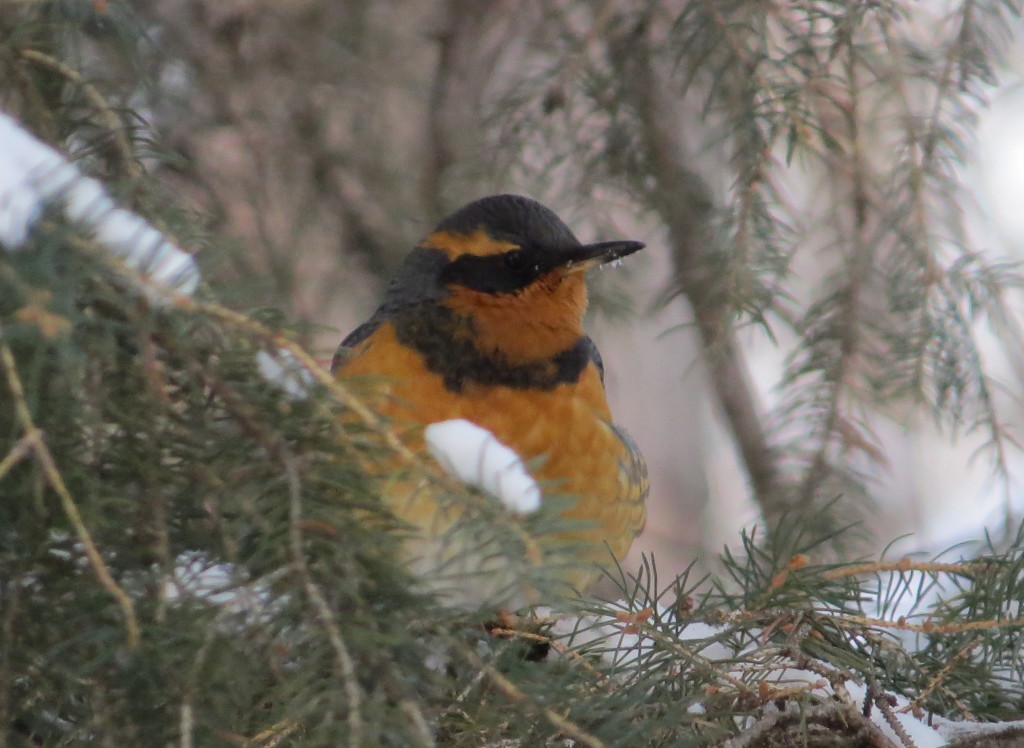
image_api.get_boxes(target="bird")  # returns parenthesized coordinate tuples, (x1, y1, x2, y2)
(333, 194, 648, 606)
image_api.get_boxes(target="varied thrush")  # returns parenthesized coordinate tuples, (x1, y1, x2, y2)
(333, 194, 648, 605)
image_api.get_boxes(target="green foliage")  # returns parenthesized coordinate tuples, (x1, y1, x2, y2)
(0, 226, 440, 744)
(4, 2, 1024, 746)
(484, 0, 1024, 535)
(2, 232, 1024, 743)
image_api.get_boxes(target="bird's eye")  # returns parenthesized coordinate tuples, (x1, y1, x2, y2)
(504, 251, 527, 270)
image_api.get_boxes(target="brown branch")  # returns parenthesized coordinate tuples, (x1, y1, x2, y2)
(822, 559, 977, 580)
(611, 16, 785, 522)
(457, 645, 612, 748)
(904, 637, 980, 717)
(0, 433, 33, 481)
(282, 449, 365, 748)
(0, 327, 140, 649)
(831, 612, 1024, 636)
(423, 0, 518, 218)
(796, 31, 877, 511)
(19, 48, 141, 180)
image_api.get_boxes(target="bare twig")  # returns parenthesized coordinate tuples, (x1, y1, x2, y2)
(823, 560, 977, 580)
(870, 680, 919, 748)
(831, 612, 1024, 636)
(904, 638, 980, 716)
(457, 645, 612, 748)
(282, 449, 364, 748)
(0, 433, 33, 481)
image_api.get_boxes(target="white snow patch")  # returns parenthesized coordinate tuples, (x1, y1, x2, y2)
(256, 349, 315, 399)
(0, 110, 200, 297)
(424, 419, 541, 513)
(933, 716, 1024, 741)
(844, 682, 943, 748)
(545, 601, 946, 746)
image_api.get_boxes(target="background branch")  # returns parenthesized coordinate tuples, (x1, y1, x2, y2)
(611, 15, 788, 526)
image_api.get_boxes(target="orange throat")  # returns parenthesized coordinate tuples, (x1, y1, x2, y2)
(442, 271, 588, 364)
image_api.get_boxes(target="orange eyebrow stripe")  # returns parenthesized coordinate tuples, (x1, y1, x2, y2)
(422, 229, 518, 260)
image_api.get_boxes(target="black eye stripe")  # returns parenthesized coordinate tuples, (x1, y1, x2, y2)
(504, 250, 527, 269)
(440, 248, 548, 294)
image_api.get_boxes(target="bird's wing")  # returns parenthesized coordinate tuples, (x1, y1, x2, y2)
(332, 247, 452, 373)
(331, 315, 386, 372)
(610, 423, 649, 539)
(580, 335, 605, 383)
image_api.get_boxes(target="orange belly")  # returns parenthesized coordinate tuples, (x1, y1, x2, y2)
(339, 322, 645, 597)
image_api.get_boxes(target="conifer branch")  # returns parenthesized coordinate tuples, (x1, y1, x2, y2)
(185, 299, 423, 469)
(0, 327, 140, 650)
(183, 298, 550, 577)
(823, 560, 976, 580)
(180, 610, 230, 748)
(905, 638, 981, 716)
(612, 14, 787, 524)
(870, 679, 921, 748)
(283, 449, 365, 748)
(18, 48, 140, 179)
(458, 646, 611, 748)
(796, 33, 876, 512)
(832, 612, 1024, 636)
(0, 433, 33, 482)
(628, 616, 758, 701)
(4, 3, 1024, 744)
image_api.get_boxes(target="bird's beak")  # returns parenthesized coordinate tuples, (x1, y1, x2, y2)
(559, 240, 645, 274)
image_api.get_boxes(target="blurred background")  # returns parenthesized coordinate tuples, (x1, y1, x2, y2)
(5, 0, 1024, 580)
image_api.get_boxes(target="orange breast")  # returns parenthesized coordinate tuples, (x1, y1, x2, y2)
(339, 322, 644, 578)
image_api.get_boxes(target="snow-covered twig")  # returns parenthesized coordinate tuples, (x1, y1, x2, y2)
(0, 110, 200, 299)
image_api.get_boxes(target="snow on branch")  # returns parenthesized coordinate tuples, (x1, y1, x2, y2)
(425, 419, 542, 514)
(0, 110, 200, 299)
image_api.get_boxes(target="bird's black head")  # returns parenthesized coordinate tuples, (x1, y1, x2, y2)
(338, 195, 643, 370)
(364, 194, 643, 323)
(435, 194, 581, 252)
(424, 194, 644, 295)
